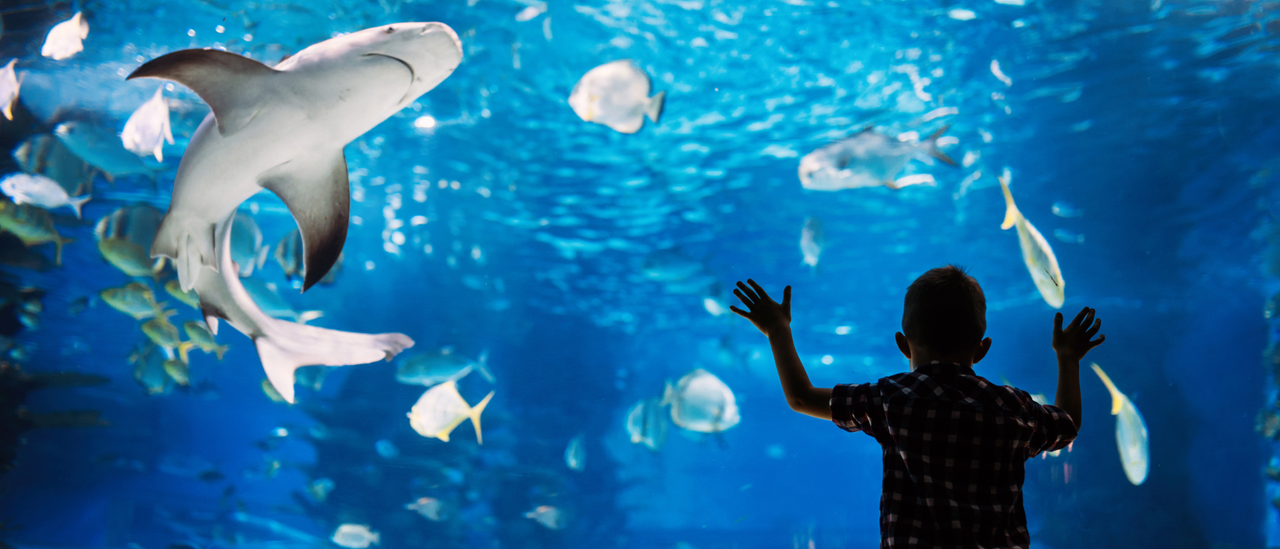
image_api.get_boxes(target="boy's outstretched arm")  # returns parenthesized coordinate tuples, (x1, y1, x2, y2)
(1051, 306, 1105, 429)
(730, 279, 832, 420)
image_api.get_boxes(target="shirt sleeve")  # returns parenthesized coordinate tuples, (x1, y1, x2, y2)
(1024, 393, 1079, 456)
(830, 382, 880, 437)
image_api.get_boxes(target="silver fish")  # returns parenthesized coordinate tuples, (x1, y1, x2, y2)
(230, 211, 269, 277)
(55, 121, 159, 181)
(0, 173, 90, 218)
(40, 12, 88, 61)
(662, 369, 740, 434)
(396, 348, 494, 387)
(121, 87, 174, 163)
(798, 126, 957, 191)
(274, 227, 340, 284)
(625, 397, 668, 451)
(0, 59, 21, 120)
(568, 60, 665, 134)
(12, 133, 95, 198)
(799, 217, 823, 271)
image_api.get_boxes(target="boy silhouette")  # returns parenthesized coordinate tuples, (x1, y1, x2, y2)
(730, 266, 1104, 549)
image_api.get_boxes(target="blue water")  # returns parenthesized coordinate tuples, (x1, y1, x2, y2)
(0, 0, 1276, 547)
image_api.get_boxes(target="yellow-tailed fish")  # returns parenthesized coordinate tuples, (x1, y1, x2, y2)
(163, 358, 190, 386)
(164, 279, 200, 309)
(100, 282, 168, 320)
(141, 310, 194, 357)
(96, 204, 166, 278)
(998, 170, 1064, 308)
(0, 201, 72, 265)
(181, 320, 227, 361)
(407, 380, 493, 443)
(1091, 363, 1149, 485)
(0, 59, 21, 121)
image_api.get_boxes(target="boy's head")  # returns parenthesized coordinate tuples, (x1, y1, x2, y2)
(900, 265, 987, 361)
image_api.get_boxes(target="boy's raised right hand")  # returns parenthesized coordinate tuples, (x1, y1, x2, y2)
(1053, 306, 1105, 362)
(730, 279, 791, 338)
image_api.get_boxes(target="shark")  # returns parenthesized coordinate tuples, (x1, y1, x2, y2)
(127, 22, 463, 292)
(196, 212, 414, 404)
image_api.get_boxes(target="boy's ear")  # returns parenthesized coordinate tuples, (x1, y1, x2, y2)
(895, 332, 911, 359)
(971, 337, 993, 364)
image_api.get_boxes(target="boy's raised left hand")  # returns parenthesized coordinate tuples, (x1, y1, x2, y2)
(730, 279, 791, 338)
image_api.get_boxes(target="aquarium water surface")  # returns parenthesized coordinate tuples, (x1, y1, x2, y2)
(0, 0, 1275, 547)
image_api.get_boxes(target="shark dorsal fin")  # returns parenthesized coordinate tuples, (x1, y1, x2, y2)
(127, 49, 278, 136)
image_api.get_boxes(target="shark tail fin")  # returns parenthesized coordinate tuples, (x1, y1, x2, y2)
(252, 322, 415, 404)
(297, 310, 324, 324)
(68, 195, 90, 219)
(469, 391, 495, 444)
(647, 91, 666, 123)
(998, 172, 1020, 230)
(924, 124, 958, 167)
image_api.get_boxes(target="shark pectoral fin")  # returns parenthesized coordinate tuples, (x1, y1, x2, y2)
(259, 151, 350, 292)
(255, 337, 300, 404)
(126, 49, 277, 136)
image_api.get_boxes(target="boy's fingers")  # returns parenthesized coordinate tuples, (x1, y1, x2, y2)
(735, 281, 759, 303)
(1069, 307, 1089, 329)
(1089, 334, 1106, 348)
(1085, 319, 1101, 338)
(781, 286, 791, 309)
(729, 306, 751, 319)
(732, 289, 753, 307)
(747, 279, 770, 301)
(1053, 312, 1063, 333)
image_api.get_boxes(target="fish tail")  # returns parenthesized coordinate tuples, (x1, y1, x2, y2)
(153, 144, 164, 164)
(255, 245, 271, 271)
(2, 102, 10, 121)
(924, 124, 958, 167)
(1089, 363, 1125, 415)
(214, 344, 228, 360)
(647, 91, 666, 124)
(297, 310, 324, 324)
(661, 381, 675, 406)
(53, 236, 72, 266)
(69, 194, 90, 219)
(998, 172, 1019, 230)
(469, 391, 495, 445)
(178, 341, 195, 363)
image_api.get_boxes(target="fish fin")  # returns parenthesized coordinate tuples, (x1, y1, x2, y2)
(178, 342, 195, 363)
(646, 91, 665, 123)
(475, 355, 496, 384)
(153, 144, 163, 163)
(661, 381, 674, 406)
(201, 309, 222, 336)
(215, 344, 228, 360)
(2, 103, 10, 121)
(255, 245, 271, 270)
(882, 178, 901, 190)
(126, 49, 277, 136)
(1089, 363, 1125, 415)
(924, 124, 959, 167)
(255, 337, 301, 404)
(68, 194, 90, 219)
(258, 151, 350, 292)
(153, 217, 217, 292)
(297, 310, 324, 324)
(997, 173, 1020, 230)
(52, 236, 71, 265)
(252, 319, 413, 404)
(469, 391, 495, 444)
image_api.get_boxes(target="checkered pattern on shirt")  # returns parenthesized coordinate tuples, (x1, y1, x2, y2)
(831, 363, 1077, 549)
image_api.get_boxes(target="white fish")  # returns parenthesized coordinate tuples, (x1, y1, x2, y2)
(1052, 228, 1085, 244)
(0, 59, 21, 120)
(406, 380, 493, 443)
(568, 60, 665, 134)
(991, 59, 1013, 86)
(799, 217, 823, 271)
(998, 171, 1064, 308)
(798, 127, 957, 191)
(404, 496, 447, 521)
(626, 398, 668, 450)
(121, 87, 174, 163)
(396, 347, 494, 387)
(1091, 364, 1149, 485)
(331, 524, 379, 549)
(193, 213, 414, 404)
(128, 22, 463, 292)
(96, 204, 166, 278)
(564, 433, 585, 471)
(41, 12, 89, 61)
(230, 211, 270, 277)
(524, 505, 566, 530)
(662, 369, 740, 433)
(0, 173, 89, 218)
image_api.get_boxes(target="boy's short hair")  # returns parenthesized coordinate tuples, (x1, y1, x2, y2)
(902, 265, 986, 355)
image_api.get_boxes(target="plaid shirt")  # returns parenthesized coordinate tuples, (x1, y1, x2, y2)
(831, 362, 1077, 549)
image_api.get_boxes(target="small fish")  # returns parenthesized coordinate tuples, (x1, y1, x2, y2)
(0, 201, 72, 265)
(625, 397, 668, 451)
(0, 59, 21, 120)
(798, 126, 958, 191)
(990, 59, 1013, 86)
(799, 217, 824, 272)
(406, 380, 494, 443)
(1, 173, 90, 218)
(55, 121, 158, 181)
(165, 279, 201, 309)
(1051, 201, 1083, 218)
(564, 433, 586, 471)
(41, 12, 89, 61)
(524, 505, 567, 530)
(404, 496, 447, 521)
(396, 348, 494, 387)
(142, 310, 195, 357)
(998, 171, 1065, 308)
(274, 228, 340, 284)
(182, 320, 228, 361)
(130, 341, 174, 395)
(101, 282, 169, 319)
(230, 212, 270, 277)
(1091, 364, 1149, 485)
(68, 295, 88, 316)
(17, 310, 38, 330)
(294, 365, 329, 391)
(1052, 228, 1085, 244)
(240, 278, 323, 323)
(642, 248, 703, 282)
(568, 60, 665, 134)
(163, 359, 190, 386)
(11, 134, 95, 199)
(307, 477, 334, 501)
(261, 379, 288, 403)
(662, 369, 740, 434)
(331, 524, 380, 549)
(96, 204, 165, 278)
(375, 439, 399, 459)
(121, 87, 174, 163)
